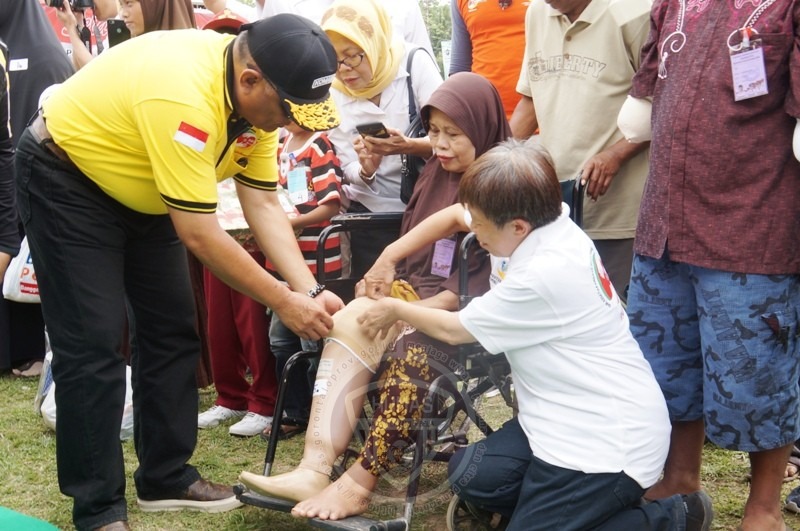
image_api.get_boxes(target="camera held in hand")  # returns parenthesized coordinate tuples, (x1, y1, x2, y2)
(47, 0, 94, 10)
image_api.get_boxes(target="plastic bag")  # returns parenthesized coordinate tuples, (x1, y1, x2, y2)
(40, 364, 135, 441)
(2, 236, 40, 303)
(33, 334, 53, 415)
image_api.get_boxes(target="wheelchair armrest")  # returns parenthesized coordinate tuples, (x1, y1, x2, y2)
(571, 178, 584, 229)
(316, 212, 404, 282)
(329, 211, 403, 231)
(560, 178, 585, 228)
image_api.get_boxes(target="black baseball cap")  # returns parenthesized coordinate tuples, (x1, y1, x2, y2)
(241, 14, 340, 131)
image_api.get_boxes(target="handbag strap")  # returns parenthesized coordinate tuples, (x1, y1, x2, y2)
(405, 47, 434, 122)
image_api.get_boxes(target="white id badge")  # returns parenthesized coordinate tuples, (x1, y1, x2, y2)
(431, 238, 456, 278)
(278, 152, 291, 179)
(9, 58, 28, 72)
(287, 166, 311, 205)
(731, 44, 768, 101)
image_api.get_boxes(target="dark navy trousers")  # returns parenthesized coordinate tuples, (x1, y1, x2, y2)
(448, 418, 688, 530)
(15, 129, 202, 530)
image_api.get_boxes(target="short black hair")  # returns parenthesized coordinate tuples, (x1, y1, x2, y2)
(459, 139, 562, 229)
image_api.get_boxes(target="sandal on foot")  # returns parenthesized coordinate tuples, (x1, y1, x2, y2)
(785, 455, 800, 483)
(260, 422, 305, 442)
(747, 452, 800, 483)
(12, 360, 43, 378)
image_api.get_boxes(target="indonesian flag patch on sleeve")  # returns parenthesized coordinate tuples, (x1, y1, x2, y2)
(174, 122, 209, 152)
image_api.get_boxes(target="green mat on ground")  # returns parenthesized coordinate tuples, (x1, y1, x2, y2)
(0, 507, 59, 530)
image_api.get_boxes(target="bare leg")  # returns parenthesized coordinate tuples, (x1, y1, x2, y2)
(644, 419, 705, 500)
(291, 460, 378, 520)
(289, 332, 448, 521)
(239, 298, 403, 502)
(239, 340, 373, 501)
(739, 444, 792, 531)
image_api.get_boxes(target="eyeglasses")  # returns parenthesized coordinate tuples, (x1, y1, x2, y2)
(337, 52, 366, 69)
(499, 0, 511, 9)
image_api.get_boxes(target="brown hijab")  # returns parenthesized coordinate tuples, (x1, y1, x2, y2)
(405, 71, 512, 224)
(399, 72, 511, 299)
(421, 72, 512, 163)
(140, 0, 196, 33)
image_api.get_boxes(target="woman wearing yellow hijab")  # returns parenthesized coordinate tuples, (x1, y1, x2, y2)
(321, 0, 442, 279)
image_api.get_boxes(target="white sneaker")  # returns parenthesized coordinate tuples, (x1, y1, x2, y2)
(197, 405, 246, 429)
(228, 412, 273, 437)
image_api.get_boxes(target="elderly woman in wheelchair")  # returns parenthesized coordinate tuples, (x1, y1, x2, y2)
(238, 70, 511, 521)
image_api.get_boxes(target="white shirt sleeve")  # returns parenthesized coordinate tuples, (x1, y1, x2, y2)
(793, 118, 800, 162)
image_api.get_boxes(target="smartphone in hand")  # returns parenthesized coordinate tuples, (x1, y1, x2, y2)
(107, 19, 131, 47)
(356, 122, 390, 139)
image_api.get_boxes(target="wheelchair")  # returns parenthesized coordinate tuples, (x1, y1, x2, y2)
(235, 178, 585, 530)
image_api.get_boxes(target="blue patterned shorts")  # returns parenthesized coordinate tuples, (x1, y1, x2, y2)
(627, 253, 800, 452)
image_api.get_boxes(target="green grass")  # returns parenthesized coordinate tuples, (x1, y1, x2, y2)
(2, 373, 799, 530)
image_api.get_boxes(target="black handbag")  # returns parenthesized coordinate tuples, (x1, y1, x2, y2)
(400, 47, 432, 204)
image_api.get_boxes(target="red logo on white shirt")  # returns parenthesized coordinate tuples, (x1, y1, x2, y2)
(592, 251, 615, 302)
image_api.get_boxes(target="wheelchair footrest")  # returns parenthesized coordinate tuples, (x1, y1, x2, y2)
(234, 485, 408, 531)
(309, 516, 408, 531)
(234, 485, 296, 512)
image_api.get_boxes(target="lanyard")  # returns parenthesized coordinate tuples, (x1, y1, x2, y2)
(726, 0, 776, 52)
(658, 0, 777, 79)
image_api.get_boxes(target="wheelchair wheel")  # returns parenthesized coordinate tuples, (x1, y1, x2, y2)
(446, 495, 507, 531)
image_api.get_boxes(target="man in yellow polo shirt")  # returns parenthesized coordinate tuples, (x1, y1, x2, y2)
(14, 14, 342, 531)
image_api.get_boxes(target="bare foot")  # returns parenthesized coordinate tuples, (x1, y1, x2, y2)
(291, 469, 377, 520)
(739, 498, 789, 531)
(238, 468, 330, 502)
(738, 513, 787, 531)
(785, 457, 800, 481)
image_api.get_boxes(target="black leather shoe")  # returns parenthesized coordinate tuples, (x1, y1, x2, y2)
(137, 478, 243, 513)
